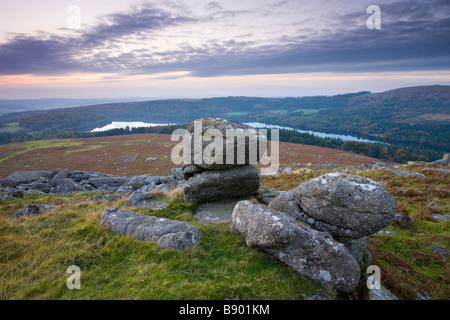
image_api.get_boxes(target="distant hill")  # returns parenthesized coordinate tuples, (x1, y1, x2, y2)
(347, 85, 450, 124)
(0, 97, 153, 116)
(0, 85, 448, 152)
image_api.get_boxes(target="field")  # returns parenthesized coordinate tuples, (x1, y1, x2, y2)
(0, 133, 381, 179)
(0, 122, 25, 133)
(0, 134, 448, 300)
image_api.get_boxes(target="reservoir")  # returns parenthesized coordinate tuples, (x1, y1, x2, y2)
(92, 121, 382, 144)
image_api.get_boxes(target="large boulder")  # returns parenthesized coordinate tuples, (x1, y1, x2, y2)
(183, 117, 267, 172)
(184, 165, 260, 203)
(1, 171, 51, 187)
(230, 201, 361, 293)
(100, 208, 202, 250)
(269, 173, 397, 239)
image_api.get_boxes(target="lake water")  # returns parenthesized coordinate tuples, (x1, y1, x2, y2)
(92, 121, 381, 144)
(244, 122, 380, 143)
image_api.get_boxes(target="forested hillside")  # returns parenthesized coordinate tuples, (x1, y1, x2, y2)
(0, 86, 448, 157)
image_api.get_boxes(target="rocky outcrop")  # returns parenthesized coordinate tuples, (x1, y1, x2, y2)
(230, 201, 361, 293)
(269, 173, 397, 239)
(184, 165, 260, 203)
(1, 171, 51, 188)
(100, 208, 202, 251)
(182, 118, 264, 203)
(51, 178, 85, 194)
(14, 203, 58, 219)
(183, 117, 266, 172)
(231, 173, 398, 293)
(0, 168, 185, 195)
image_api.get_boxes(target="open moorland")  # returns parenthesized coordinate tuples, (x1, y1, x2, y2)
(0, 133, 448, 300)
(0, 133, 382, 179)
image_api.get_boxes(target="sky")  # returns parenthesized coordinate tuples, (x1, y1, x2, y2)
(0, 0, 449, 99)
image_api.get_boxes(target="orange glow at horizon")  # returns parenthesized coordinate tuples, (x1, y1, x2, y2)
(2, 70, 450, 87)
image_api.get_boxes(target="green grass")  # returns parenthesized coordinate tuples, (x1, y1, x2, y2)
(64, 143, 108, 155)
(0, 139, 85, 163)
(1, 166, 448, 300)
(292, 108, 327, 114)
(0, 122, 26, 133)
(0, 192, 324, 300)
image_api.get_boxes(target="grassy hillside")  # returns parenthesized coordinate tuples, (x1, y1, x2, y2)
(1, 86, 448, 152)
(0, 134, 448, 300)
(0, 192, 325, 300)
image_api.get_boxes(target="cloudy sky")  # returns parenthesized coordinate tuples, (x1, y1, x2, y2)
(0, 0, 449, 99)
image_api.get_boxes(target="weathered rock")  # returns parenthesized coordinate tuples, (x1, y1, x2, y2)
(171, 168, 184, 181)
(127, 191, 168, 210)
(282, 167, 292, 174)
(51, 178, 85, 194)
(334, 236, 371, 264)
(100, 208, 202, 250)
(432, 214, 450, 222)
(155, 176, 178, 192)
(231, 201, 361, 293)
(183, 118, 267, 170)
(14, 203, 58, 219)
(254, 187, 283, 205)
(368, 284, 399, 300)
(89, 176, 128, 189)
(29, 177, 52, 193)
(389, 169, 425, 178)
(184, 165, 260, 203)
(69, 171, 91, 181)
(1, 171, 51, 187)
(50, 169, 69, 186)
(124, 174, 151, 190)
(182, 164, 205, 180)
(269, 173, 397, 239)
(158, 231, 200, 251)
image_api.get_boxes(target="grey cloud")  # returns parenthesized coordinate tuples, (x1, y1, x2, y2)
(0, 4, 196, 75)
(0, 0, 448, 77)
